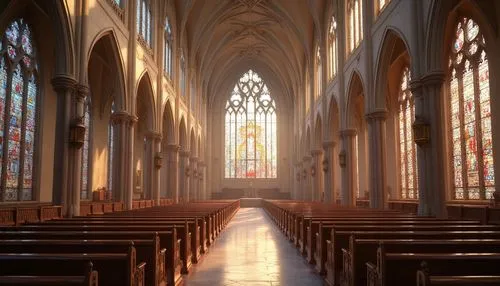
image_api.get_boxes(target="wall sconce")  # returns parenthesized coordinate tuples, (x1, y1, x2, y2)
(69, 119, 86, 149)
(339, 150, 346, 168)
(322, 159, 328, 173)
(412, 117, 430, 146)
(311, 166, 316, 177)
(154, 153, 163, 169)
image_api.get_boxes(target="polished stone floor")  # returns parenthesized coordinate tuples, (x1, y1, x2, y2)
(182, 208, 324, 286)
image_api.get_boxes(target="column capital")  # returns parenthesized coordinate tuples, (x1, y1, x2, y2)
(303, 155, 312, 162)
(110, 111, 130, 124)
(339, 128, 357, 138)
(145, 130, 162, 140)
(128, 114, 138, 125)
(322, 140, 336, 150)
(179, 150, 190, 158)
(165, 144, 180, 152)
(75, 84, 90, 100)
(189, 157, 199, 163)
(365, 109, 388, 122)
(51, 74, 77, 92)
(197, 161, 206, 167)
(310, 149, 323, 157)
(420, 70, 446, 87)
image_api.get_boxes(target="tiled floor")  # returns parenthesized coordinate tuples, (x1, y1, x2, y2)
(182, 208, 324, 286)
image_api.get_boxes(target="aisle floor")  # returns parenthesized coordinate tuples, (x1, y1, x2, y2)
(182, 208, 324, 286)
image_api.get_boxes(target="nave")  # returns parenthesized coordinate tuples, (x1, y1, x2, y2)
(183, 208, 324, 286)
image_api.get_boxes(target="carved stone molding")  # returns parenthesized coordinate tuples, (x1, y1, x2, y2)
(51, 74, 77, 93)
(322, 141, 336, 150)
(365, 109, 388, 122)
(179, 150, 190, 158)
(144, 130, 162, 140)
(189, 157, 199, 163)
(75, 84, 90, 102)
(310, 149, 323, 157)
(165, 144, 180, 153)
(339, 129, 357, 138)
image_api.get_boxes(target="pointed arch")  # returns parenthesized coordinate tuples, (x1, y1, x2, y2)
(314, 113, 323, 150)
(136, 71, 156, 131)
(345, 70, 365, 128)
(162, 99, 176, 145)
(179, 116, 187, 149)
(190, 128, 196, 156)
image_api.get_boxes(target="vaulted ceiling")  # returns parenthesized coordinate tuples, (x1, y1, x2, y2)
(175, 0, 325, 108)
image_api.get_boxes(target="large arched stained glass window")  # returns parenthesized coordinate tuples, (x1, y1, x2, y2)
(225, 70, 277, 178)
(328, 16, 337, 81)
(81, 100, 91, 200)
(449, 17, 495, 200)
(136, 0, 153, 47)
(398, 67, 418, 199)
(0, 19, 38, 201)
(346, 0, 363, 55)
(164, 18, 173, 78)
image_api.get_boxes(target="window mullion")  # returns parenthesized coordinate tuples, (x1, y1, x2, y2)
(457, 66, 468, 200)
(0, 64, 14, 201)
(472, 57, 486, 199)
(17, 73, 29, 201)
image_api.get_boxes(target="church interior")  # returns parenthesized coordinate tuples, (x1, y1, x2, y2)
(1, 0, 500, 285)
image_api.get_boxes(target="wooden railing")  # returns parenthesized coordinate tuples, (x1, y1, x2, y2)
(0, 203, 62, 226)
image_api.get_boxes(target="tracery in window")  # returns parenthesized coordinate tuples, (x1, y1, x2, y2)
(81, 100, 91, 200)
(376, 0, 390, 15)
(0, 19, 38, 201)
(448, 17, 495, 200)
(136, 0, 153, 47)
(164, 18, 173, 78)
(315, 47, 322, 100)
(398, 67, 418, 199)
(328, 16, 338, 81)
(225, 70, 277, 178)
(347, 0, 363, 55)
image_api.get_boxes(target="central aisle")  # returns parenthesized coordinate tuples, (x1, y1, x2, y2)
(183, 208, 324, 286)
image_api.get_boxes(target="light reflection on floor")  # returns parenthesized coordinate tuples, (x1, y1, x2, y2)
(182, 208, 324, 286)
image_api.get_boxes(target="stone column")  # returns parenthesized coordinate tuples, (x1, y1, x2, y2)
(412, 73, 447, 217)
(303, 156, 312, 201)
(198, 161, 206, 200)
(145, 131, 162, 204)
(165, 144, 180, 202)
(339, 129, 357, 206)
(179, 150, 190, 202)
(366, 109, 388, 209)
(311, 150, 324, 201)
(295, 162, 303, 200)
(322, 141, 336, 203)
(110, 111, 127, 203)
(51, 75, 77, 217)
(67, 84, 90, 217)
(189, 157, 198, 201)
(125, 115, 137, 209)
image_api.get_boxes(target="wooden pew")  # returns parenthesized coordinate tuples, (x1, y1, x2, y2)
(342, 237, 500, 286)
(0, 261, 98, 286)
(366, 244, 500, 286)
(0, 245, 144, 286)
(325, 229, 500, 286)
(0, 230, 181, 285)
(0, 235, 165, 286)
(417, 263, 500, 286)
(312, 222, 498, 274)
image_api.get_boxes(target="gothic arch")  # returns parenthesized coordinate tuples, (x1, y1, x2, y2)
(87, 29, 127, 111)
(314, 114, 323, 150)
(162, 99, 176, 145)
(136, 71, 156, 131)
(345, 70, 365, 129)
(179, 116, 187, 150)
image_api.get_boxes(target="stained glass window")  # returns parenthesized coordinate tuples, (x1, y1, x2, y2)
(328, 16, 337, 81)
(225, 70, 277, 178)
(136, 0, 153, 47)
(0, 19, 38, 201)
(315, 47, 322, 100)
(81, 100, 91, 200)
(347, 0, 363, 55)
(398, 67, 418, 199)
(448, 17, 495, 200)
(377, 0, 390, 15)
(107, 102, 116, 195)
(164, 18, 173, 78)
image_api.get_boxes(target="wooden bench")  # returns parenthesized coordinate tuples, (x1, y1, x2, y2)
(417, 263, 500, 286)
(0, 245, 144, 286)
(366, 244, 500, 286)
(0, 230, 181, 285)
(342, 237, 500, 286)
(0, 261, 97, 286)
(0, 235, 165, 286)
